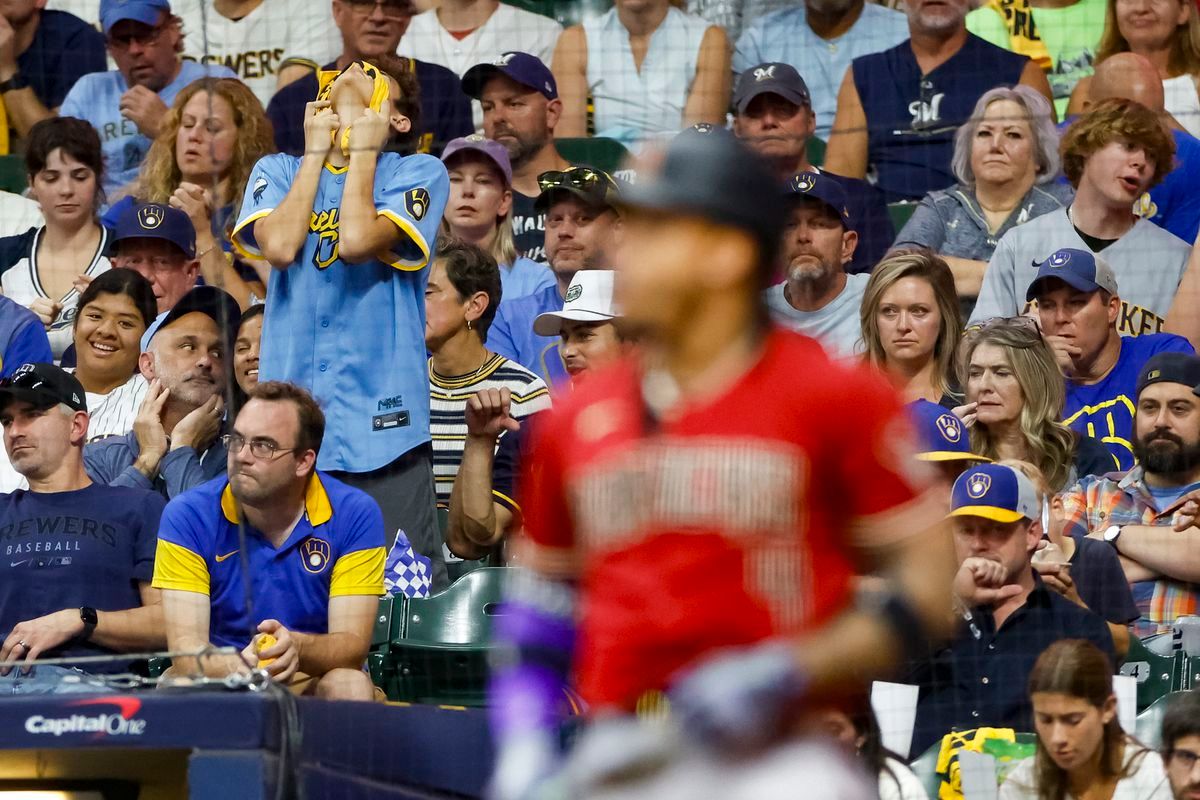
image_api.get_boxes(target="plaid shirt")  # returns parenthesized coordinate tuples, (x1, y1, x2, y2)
(1062, 466, 1199, 636)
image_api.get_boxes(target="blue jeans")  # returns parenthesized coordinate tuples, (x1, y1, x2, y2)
(0, 665, 115, 695)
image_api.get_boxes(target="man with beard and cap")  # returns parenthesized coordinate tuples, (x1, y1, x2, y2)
(1061, 352, 1200, 636)
(1164, 691, 1200, 800)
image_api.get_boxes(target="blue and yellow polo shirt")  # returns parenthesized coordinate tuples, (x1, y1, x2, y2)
(152, 472, 386, 649)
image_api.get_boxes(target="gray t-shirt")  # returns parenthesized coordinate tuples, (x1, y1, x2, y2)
(765, 272, 870, 359)
(971, 209, 1192, 335)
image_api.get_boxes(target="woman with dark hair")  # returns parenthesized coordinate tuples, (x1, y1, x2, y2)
(1000, 639, 1170, 799)
(233, 303, 264, 397)
(0, 117, 111, 359)
(69, 268, 156, 440)
(818, 706, 928, 799)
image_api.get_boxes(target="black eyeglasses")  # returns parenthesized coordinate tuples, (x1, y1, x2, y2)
(1168, 747, 1200, 772)
(538, 167, 618, 195)
(107, 21, 171, 50)
(340, 0, 415, 18)
(221, 434, 296, 460)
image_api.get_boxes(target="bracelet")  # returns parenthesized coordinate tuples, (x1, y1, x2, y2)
(0, 73, 28, 93)
(195, 243, 219, 260)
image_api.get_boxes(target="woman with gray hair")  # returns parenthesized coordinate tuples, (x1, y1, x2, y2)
(891, 86, 1072, 316)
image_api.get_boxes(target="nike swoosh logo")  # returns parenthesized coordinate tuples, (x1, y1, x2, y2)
(215, 551, 239, 563)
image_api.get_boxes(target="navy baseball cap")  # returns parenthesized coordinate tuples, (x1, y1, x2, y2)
(144, 285, 241, 347)
(1025, 247, 1119, 303)
(949, 463, 1039, 523)
(734, 62, 811, 114)
(535, 166, 621, 213)
(112, 202, 197, 260)
(787, 171, 852, 230)
(100, 0, 171, 34)
(908, 400, 990, 463)
(1139, 352, 1200, 396)
(0, 363, 87, 413)
(462, 52, 557, 101)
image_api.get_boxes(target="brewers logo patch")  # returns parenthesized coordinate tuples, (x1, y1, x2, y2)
(966, 473, 991, 498)
(793, 173, 815, 193)
(138, 206, 164, 229)
(301, 537, 331, 574)
(1048, 250, 1071, 268)
(406, 188, 430, 221)
(753, 65, 776, 81)
(936, 413, 962, 443)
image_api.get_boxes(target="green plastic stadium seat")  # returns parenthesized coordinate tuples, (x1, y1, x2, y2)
(556, 137, 632, 176)
(807, 136, 826, 168)
(1134, 691, 1183, 750)
(1120, 635, 1182, 711)
(0, 154, 26, 194)
(888, 201, 918, 233)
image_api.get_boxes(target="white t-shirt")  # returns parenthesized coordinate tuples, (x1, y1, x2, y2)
(173, 0, 341, 107)
(1000, 743, 1172, 800)
(878, 757, 929, 800)
(764, 272, 870, 360)
(0, 193, 43, 240)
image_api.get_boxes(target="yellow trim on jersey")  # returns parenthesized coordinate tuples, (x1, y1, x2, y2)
(429, 354, 507, 389)
(222, 473, 334, 526)
(493, 490, 521, 515)
(377, 209, 430, 271)
(231, 209, 274, 260)
(329, 546, 386, 596)
(323, 162, 349, 175)
(152, 539, 211, 595)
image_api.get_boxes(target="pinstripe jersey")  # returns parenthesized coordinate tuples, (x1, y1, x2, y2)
(73, 371, 148, 442)
(429, 353, 551, 507)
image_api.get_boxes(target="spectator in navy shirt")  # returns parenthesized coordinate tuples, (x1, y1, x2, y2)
(0, 363, 166, 691)
(266, 0, 471, 159)
(732, 62, 891, 274)
(908, 462, 1113, 754)
(0, 0, 105, 141)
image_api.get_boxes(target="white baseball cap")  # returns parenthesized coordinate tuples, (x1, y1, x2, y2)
(533, 271, 619, 336)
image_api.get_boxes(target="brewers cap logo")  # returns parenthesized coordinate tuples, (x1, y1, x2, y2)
(301, 537, 331, 574)
(753, 65, 776, 81)
(691, 123, 714, 134)
(494, 52, 516, 66)
(1048, 250, 1071, 268)
(936, 413, 961, 443)
(565, 284, 583, 302)
(405, 188, 430, 221)
(138, 206, 164, 229)
(794, 173, 815, 193)
(967, 473, 992, 498)
(1148, 369, 1161, 380)
(253, 176, 268, 204)
(465, 134, 486, 142)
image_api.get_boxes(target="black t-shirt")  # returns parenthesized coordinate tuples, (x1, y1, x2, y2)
(511, 190, 545, 263)
(1069, 533, 1140, 625)
(19, 10, 107, 110)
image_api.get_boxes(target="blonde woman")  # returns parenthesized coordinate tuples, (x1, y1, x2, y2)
(860, 250, 964, 406)
(108, 78, 274, 307)
(960, 318, 1111, 492)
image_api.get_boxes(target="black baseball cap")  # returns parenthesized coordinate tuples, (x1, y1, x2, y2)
(618, 130, 787, 259)
(787, 171, 852, 231)
(1138, 352, 1200, 396)
(462, 51, 558, 101)
(145, 285, 242, 346)
(534, 167, 621, 213)
(112, 202, 197, 259)
(0, 363, 87, 413)
(734, 62, 811, 114)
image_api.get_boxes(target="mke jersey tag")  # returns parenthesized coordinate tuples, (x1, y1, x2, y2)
(373, 411, 410, 431)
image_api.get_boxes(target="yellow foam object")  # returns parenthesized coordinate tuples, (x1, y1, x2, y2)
(315, 60, 391, 158)
(255, 633, 277, 668)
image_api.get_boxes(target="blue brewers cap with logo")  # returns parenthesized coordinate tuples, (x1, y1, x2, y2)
(949, 463, 1039, 523)
(1025, 247, 1119, 303)
(908, 400, 990, 462)
(462, 52, 557, 101)
(787, 171, 852, 230)
(112, 202, 197, 260)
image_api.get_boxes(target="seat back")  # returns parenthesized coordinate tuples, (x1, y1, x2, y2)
(888, 201, 918, 232)
(555, 137, 632, 177)
(404, 567, 508, 645)
(1121, 635, 1181, 711)
(807, 136, 826, 168)
(0, 154, 26, 194)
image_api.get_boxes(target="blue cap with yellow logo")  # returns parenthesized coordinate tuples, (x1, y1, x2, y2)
(949, 463, 1039, 523)
(908, 400, 991, 463)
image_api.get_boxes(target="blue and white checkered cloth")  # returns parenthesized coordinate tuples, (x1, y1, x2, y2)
(383, 528, 432, 599)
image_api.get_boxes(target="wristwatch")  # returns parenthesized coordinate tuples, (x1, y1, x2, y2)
(1103, 525, 1124, 548)
(79, 607, 98, 641)
(0, 73, 29, 93)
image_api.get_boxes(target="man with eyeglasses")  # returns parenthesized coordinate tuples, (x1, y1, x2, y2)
(0, 0, 104, 142)
(59, 0, 235, 197)
(0, 362, 166, 693)
(1164, 690, 1200, 800)
(154, 381, 385, 701)
(85, 286, 238, 500)
(266, 0, 472, 158)
(485, 166, 621, 390)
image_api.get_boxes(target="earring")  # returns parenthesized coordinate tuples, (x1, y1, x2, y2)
(466, 319, 473, 330)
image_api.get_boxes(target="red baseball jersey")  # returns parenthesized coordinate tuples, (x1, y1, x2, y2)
(520, 329, 929, 710)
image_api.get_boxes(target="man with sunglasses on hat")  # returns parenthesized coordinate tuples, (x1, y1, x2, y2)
(154, 380, 385, 700)
(0, 362, 167, 693)
(234, 60, 451, 590)
(1029, 247, 1194, 472)
(489, 133, 959, 798)
(485, 166, 621, 391)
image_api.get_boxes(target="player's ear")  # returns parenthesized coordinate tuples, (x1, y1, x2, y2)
(389, 112, 412, 135)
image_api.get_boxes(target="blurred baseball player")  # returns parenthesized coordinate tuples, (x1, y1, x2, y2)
(488, 132, 961, 798)
(232, 60, 451, 590)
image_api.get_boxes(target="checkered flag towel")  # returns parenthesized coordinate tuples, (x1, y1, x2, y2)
(384, 529, 432, 599)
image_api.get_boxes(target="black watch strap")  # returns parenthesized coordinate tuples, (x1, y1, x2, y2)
(0, 73, 28, 93)
(80, 606, 98, 640)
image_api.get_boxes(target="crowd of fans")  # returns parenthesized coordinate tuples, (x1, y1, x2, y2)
(0, 0, 1196, 794)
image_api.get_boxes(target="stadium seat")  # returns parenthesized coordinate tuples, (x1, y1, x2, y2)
(556, 137, 631, 176)
(1134, 691, 1181, 750)
(1120, 634, 1182, 711)
(807, 136, 826, 168)
(503, 0, 612, 26)
(0, 154, 25, 194)
(888, 201, 918, 233)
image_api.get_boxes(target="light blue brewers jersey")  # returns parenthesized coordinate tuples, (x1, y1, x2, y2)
(232, 152, 449, 473)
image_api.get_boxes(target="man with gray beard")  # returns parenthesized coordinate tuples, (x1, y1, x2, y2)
(764, 171, 864, 359)
(1061, 352, 1200, 636)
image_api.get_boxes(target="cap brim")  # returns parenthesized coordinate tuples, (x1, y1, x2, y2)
(535, 185, 612, 213)
(532, 309, 616, 336)
(735, 84, 809, 114)
(1026, 270, 1101, 303)
(916, 452, 992, 462)
(947, 505, 1027, 523)
(0, 387, 59, 412)
(115, 229, 195, 260)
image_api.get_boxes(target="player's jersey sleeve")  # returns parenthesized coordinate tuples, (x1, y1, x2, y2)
(518, 404, 576, 569)
(152, 493, 214, 595)
(374, 153, 450, 271)
(329, 490, 387, 597)
(231, 154, 298, 259)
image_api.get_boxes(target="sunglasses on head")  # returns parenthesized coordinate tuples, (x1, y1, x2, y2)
(537, 167, 616, 193)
